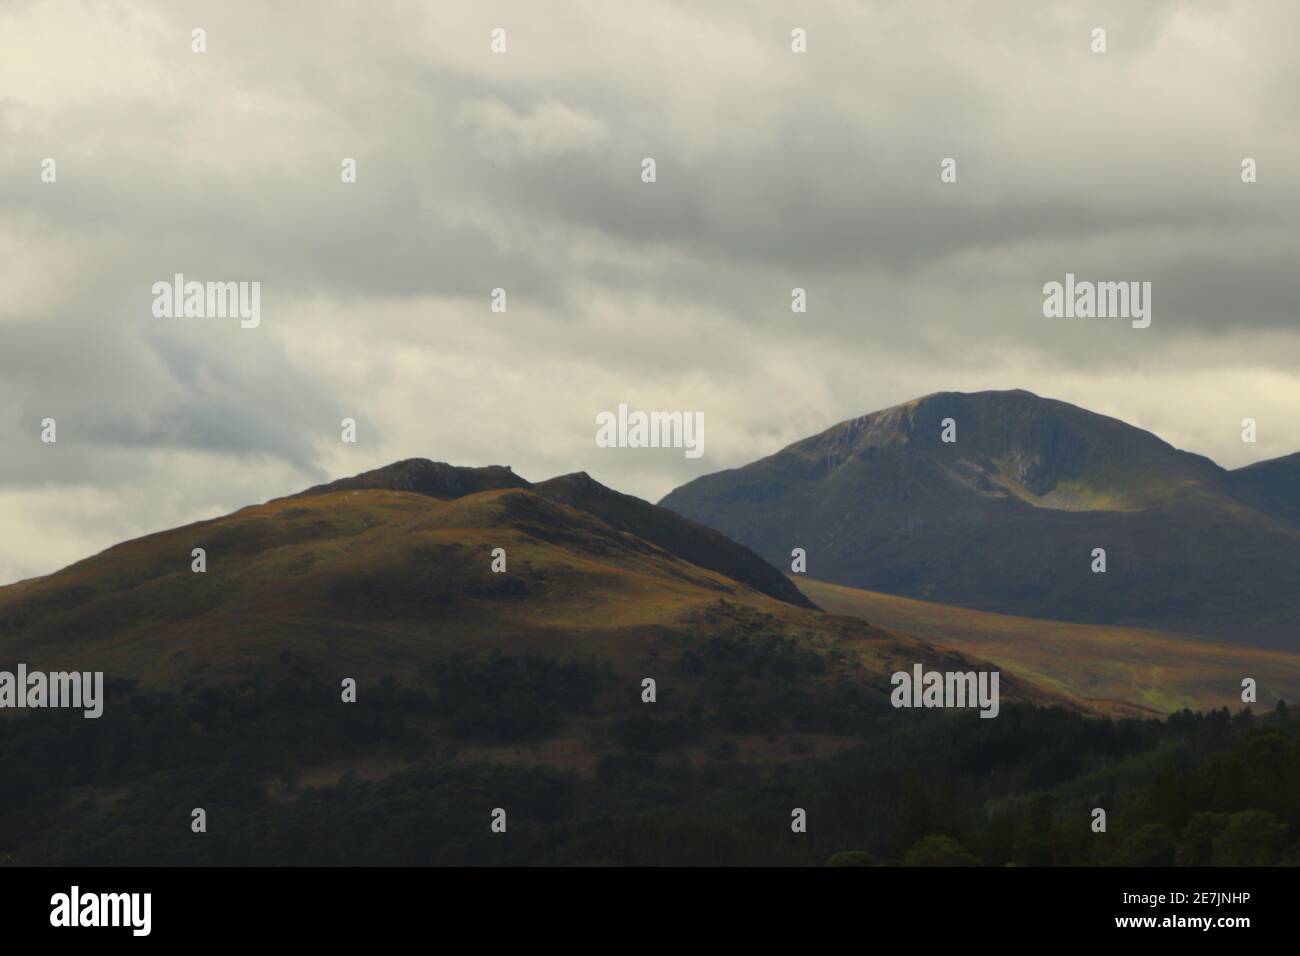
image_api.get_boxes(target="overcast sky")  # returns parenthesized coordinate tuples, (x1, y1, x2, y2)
(2, 0, 1298, 584)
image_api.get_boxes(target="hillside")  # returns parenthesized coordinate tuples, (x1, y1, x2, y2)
(798, 577, 1300, 716)
(0, 468, 1068, 711)
(660, 390, 1300, 646)
(532, 471, 814, 609)
(1232, 452, 1300, 528)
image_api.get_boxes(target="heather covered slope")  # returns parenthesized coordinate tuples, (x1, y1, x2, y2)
(661, 390, 1300, 646)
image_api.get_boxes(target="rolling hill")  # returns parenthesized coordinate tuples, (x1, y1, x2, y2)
(0, 462, 1056, 707)
(660, 390, 1300, 647)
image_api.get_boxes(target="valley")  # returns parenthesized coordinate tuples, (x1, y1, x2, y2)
(798, 578, 1300, 717)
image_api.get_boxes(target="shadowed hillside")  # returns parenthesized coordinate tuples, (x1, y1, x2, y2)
(533, 471, 814, 609)
(1232, 452, 1300, 528)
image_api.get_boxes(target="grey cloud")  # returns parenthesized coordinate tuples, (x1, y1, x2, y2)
(1, 0, 1299, 583)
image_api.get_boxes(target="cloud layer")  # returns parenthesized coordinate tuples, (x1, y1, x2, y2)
(2, 0, 1298, 583)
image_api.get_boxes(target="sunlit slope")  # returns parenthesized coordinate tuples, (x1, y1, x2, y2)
(0, 481, 1067, 717)
(0, 488, 787, 681)
(798, 577, 1300, 715)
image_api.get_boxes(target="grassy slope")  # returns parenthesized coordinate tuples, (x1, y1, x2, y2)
(798, 577, 1300, 716)
(0, 486, 1072, 713)
(0, 487, 766, 681)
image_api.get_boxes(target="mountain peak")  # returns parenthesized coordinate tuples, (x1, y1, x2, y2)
(290, 459, 814, 610)
(538, 471, 608, 495)
(790, 389, 1227, 511)
(293, 459, 527, 501)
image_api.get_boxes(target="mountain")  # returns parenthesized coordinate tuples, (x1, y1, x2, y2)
(660, 390, 1300, 646)
(0, 461, 1046, 702)
(0, 463, 1074, 744)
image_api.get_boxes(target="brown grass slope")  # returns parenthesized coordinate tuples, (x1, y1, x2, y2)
(799, 577, 1300, 716)
(0, 482, 1071, 722)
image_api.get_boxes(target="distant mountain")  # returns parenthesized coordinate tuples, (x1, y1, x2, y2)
(660, 390, 1300, 647)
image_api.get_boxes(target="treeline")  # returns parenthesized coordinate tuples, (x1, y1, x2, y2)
(1, 650, 1296, 865)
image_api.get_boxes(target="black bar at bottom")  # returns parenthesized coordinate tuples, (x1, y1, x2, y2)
(0, 865, 1281, 942)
